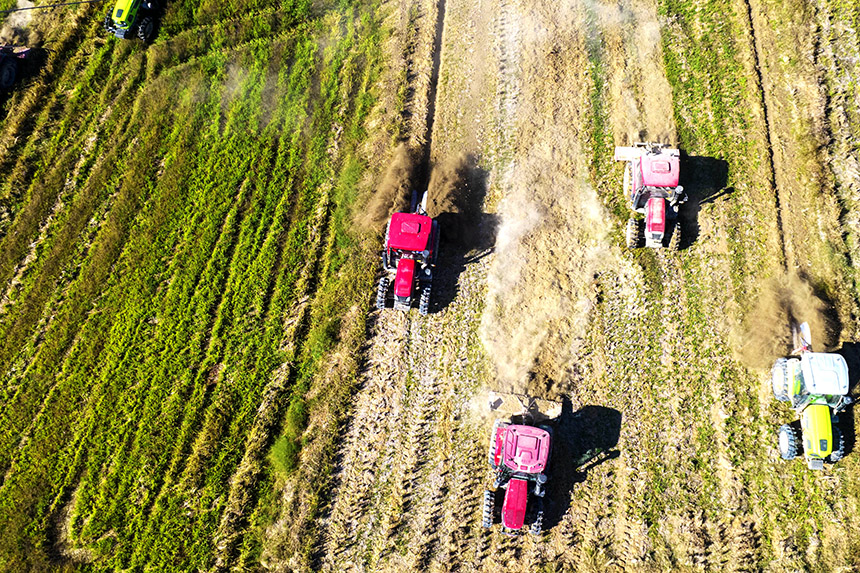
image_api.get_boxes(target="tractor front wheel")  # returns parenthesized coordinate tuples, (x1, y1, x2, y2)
(481, 490, 494, 529)
(831, 428, 846, 462)
(625, 218, 640, 249)
(375, 277, 389, 310)
(778, 424, 799, 460)
(0, 59, 16, 90)
(138, 16, 155, 42)
(529, 513, 543, 536)
(419, 285, 431, 315)
(669, 221, 682, 251)
(623, 162, 633, 201)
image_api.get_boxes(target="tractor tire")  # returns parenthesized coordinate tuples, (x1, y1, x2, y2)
(481, 490, 494, 529)
(0, 59, 16, 90)
(669, 221, 682, 251)
(831, 428, 846, 463)
(103, 13, 113, 30)
(625, 218, 640, 249)
(488, 420, 503, 469)
(778, 424, 799, 460)
(623, 163, 633, 201)
(529, 513, 543, 536)
(419, 285, 431, 315)
(375, 277, 389, 310)
(137, 16, 155, 42)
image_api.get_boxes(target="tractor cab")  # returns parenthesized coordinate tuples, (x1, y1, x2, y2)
(771, 353, 850, 411)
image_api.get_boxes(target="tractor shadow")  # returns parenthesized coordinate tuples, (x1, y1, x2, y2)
(426, 157, 498, 313)
(676, 154, 731, 250)
(544, 400, 621, 532)
(836, 341, 860, 457)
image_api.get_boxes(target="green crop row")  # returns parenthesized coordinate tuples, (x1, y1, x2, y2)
(0, 0, 386, 569)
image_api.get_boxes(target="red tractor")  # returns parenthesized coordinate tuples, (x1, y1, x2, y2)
(614, 142, 687, 249)
(0, 45, 31, 91)
(375, 196, 440, 315)
(482, 393, 560, 536)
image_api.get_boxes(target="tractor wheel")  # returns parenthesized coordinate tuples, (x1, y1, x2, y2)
(778, 424, 799, 460)
(0, 59, 16, 90)
(625, 218, 640, 249)
(831, 428, 846, 463)
(419, 285, 431, 315)
(488, 420, 505, 469)
(375, 277, 389, 310)
(103, 13, 113, 30)
(481, 490, 494, 529)
(137, 16, 155, 42)
(669, 221, 682, 251)
(529, 513, 543, 536)
(623, 163, 633, 201)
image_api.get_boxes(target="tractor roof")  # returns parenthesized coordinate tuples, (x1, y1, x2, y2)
(387, 212, 433, 252)
(500, 425, 550, 474)
(801, 353, 849, 396)
(640, 149, 680, 188)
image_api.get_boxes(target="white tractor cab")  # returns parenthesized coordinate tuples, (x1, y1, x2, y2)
(771, 323, 854, 470)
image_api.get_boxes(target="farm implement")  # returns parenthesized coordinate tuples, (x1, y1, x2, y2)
(482, 392, 561, 536)
(614, 142, 687, 249)
(772, 322, 854, 470)
(104, 0, 160, 41)
(375, 191, 440, 315)
(0, 45, 31, 91)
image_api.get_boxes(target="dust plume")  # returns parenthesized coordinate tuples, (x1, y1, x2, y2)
(425, 154, 488, 247)
(479, 142, 616, 399)
(1, 0, 36, 45)
(734, 271, 839, 367)
(357, 144, 417, 231)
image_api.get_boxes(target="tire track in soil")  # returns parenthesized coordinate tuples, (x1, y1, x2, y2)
(316, 0, 508, 565)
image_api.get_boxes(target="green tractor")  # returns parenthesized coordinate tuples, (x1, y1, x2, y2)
(103, 0, 159, 42)
(772, 322, 853, 470)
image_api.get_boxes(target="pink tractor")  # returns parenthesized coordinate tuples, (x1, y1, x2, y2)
(375, 202, 440, 315)
(482, 393, 559, 536)
(614, 142, 687, 249)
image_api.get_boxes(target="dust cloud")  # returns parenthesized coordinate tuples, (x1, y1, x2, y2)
(357, 144, 417, 231)
(425, 154, 487, 247)
(1, 0, 37, 45)
(479, 146, 615, 399)
(734, 271, 839, 367)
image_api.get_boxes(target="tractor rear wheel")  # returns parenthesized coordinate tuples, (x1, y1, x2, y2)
(0, 59, 16, 90)
(625, 218, 640, 249)
(778, 424, 799, 460)
(669, 221, 682, 251)
(623, 163, 633, 200)
(138, 16, 155, 41)
(419, 285, 431, 315)
(831, 428, 845, 462)
(481, 490, 494, 529)
(375, 277, 389, 310)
